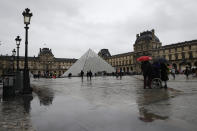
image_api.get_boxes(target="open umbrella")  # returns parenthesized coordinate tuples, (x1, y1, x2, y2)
(137, 56, 152, 62)
(153, 57, 168, 64)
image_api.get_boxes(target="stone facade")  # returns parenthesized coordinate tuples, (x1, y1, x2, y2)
(102, 29, 197, 73)
(1, 30, 197, 76)
(0, 48, 77, 77)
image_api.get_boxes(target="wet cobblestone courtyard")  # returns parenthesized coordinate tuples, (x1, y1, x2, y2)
(0, 75, 197, 131)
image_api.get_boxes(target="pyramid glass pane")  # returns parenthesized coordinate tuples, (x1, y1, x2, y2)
(62, 49, 115, 76)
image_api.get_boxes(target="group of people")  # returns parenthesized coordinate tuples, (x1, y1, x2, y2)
(141, 61, 169, 89)
(80, 70, 92, 80)
(172, 66, 196, 79)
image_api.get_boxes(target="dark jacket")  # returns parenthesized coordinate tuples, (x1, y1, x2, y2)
(185, 68, 189, 75)
(160, 63, 169, 81)
(141, 61, 152, 77)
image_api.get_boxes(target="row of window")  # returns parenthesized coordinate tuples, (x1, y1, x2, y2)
(106, 50, 196, 67)
(30, 70, 65, 75)
(108, 60, 133, 66)
(154, 45, 196, 55)
(116, 66, 133, 72)
(153, 52, 194, 61)
(135, 44, 152, 51)
(0, 60, 74, 70)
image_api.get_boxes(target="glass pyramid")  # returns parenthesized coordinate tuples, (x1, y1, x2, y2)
(62, 49, 115, 77)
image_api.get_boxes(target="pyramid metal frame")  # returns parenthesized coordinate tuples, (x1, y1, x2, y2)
(62, 49, 115, 77)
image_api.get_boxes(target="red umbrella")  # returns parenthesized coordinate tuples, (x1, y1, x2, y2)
(137, 56, 152, 61)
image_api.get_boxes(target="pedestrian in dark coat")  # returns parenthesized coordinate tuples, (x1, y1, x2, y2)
(87, 71, 89, 79)
(185, 67, 189, 79)
(80, 70, 84, 79)
(160, 63, 169, 88)
(89, 70, 92, 80)
(171, 67, 176, 80)
(141, 61, 152, 89)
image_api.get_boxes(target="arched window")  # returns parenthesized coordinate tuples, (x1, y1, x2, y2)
(127, 67, 129, 72)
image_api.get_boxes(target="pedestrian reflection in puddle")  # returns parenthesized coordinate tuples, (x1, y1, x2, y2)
(33, 87, 54, 106)
(136, 88, 171, 122)
(139, 107, 168, 122)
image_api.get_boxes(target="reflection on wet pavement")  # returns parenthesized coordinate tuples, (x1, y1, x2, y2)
(139, 107, 168, 122)
(136, 88, 170, 122)
(0, 75, 197, 131)
(0, 95, 34, 131)
(33, 86, 54, 106)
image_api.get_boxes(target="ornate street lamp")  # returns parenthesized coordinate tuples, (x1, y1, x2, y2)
(22, 8, 33, 94)
(12, 49, 16, 72)
(15, 36, 21, 71)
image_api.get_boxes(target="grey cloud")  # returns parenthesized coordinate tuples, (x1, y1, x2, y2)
(0, 0, 197, 58)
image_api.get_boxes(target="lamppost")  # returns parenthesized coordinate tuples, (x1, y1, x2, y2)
(22, 8, 33, 94)
(15, 36, 21, 71)
(12, 49, 16, 72)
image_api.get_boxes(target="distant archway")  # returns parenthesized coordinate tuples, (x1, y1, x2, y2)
(127, 67, 129, 72)
(123, 67, 126, 72)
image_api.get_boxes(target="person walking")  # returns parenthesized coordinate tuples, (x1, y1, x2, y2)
(141, 61, 152, 89)
(119, 69, 123, 79)
(171, 67, 176, 80)
(116, 69, 120, 78)
(80, 70, 84, 79)
(185, 67, 189, 79)
(89, 70, 92, 80)
(86, 71, 89, 80)
(68, 73, 72, 78)
(160, 63, 169, 89)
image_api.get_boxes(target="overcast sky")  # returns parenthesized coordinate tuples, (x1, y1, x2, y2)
(0, 0, 196, 58)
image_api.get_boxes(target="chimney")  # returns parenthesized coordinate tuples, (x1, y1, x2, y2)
(151, 29, 155, 34)
(136, 34, 139, 38)
(151, 29, 155, 41)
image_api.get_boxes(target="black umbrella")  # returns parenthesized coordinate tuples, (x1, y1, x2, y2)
(153, 57, 168, 64)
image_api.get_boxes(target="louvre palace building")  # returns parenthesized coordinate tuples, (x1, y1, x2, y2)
(0, 48, 76, 77)
(1, 29, 197, 76)
(98, 29, 197, 73)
